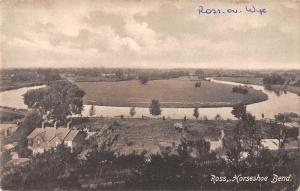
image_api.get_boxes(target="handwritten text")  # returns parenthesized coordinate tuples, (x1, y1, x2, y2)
(197, 5, 267, 16)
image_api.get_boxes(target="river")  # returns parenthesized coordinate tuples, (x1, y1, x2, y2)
(0, 80, 299, 120)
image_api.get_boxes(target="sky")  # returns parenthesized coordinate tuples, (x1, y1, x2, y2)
(0, 0, 299, 69)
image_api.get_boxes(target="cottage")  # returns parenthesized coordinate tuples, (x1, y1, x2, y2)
(174, 122, 183, 131)
(208, 129, 224, 152)
(1, 142, 18, 152)
(27, 121, 85, 155)
(261, 139, 280, 150)
(0, 123, 18, 140)
(6, 158, 30, 167)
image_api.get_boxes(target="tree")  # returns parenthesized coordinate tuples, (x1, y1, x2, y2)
(230, 106, 262, 161)
(275, 113, 290, 125)
(1, 145, 80, 190)
(193, 139, 211, 158)
(269, 121, 286, 148)
(41, 69, 61, 83)
(138, 75, 149, 85)
(149, 99, 161, 116)
(115, 69, 124, 80)
(194, 82, 201, 88)
(89, 105, 96, 117)
(232, 86, 248, 94)
(231, 104, 246, 120)
(193, 108, 199, 119)
(263, 74, 285, 85)
(214, 114, 222, 121)
(195, 69, 205, 79)
(130, 107, 136, 117)
(16, 110, 43, 151)
(23, 80, 85, 123)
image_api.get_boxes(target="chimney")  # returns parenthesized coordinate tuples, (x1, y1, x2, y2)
(54, 121, 58, 129)
(67, 120, 72, 130)
(42, 121, 46, 129)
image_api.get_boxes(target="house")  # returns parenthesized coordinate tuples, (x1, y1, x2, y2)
(208, 129, 224, 152)
(0, 123, 18, 141)
(261, 139, 280, 150)
(174, 122, 183, 131)
(6, 158, 30, 167)
(27, 121, 85, 155)
(1, 142, 18, 152)
(285, 122, 300, 128)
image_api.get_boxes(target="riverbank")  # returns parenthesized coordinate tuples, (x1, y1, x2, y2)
(2, 77, 298, 120)
(76, 78, 268, 108)
(267, 85, 300, 96)
(0, 106, 25, 123)
(0, 80, 45, 92)
(213, 76, 263, 85)
(214, 77, 300, 95)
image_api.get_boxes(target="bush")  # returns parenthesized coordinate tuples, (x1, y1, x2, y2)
(294, 80, 300, 87)
(263, 74, 285, 85)
(195, 82, 201, 88)
(149, 99, 161, 116)
(138, 75, 149, 85)
(232, 86, 248, 94)
(129, 107, 136, 117)
(285, 127, 299, 139)
(1, 145, 80, 190)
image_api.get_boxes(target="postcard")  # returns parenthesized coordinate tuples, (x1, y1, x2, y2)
(0, 0, 299, 190)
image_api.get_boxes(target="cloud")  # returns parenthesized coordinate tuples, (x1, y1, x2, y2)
(1, 0, 299, 69)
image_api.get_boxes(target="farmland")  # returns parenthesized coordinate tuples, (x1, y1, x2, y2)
(74, 117, 228, 156)
(76, 77, 268, 108)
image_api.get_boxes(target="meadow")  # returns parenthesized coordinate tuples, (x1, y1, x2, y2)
(76, 78, 268, 108)
(74, 117, 227, 156)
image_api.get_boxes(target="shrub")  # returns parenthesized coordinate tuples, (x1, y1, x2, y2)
(149, 99, 162, 116)
(193, 108, 199, 119)
(294, 79, 300, 87)
(129, 107, 136, 117)
(263, 74, 285, 85)
(232, 86, 248, 94)
(195, 82, 201, 88)
(138, 75, 149, 85)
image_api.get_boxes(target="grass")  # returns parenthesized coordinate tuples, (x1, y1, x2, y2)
(76, 78, 267, 108)
(0, 107, 25, 123)
(74, 117, 229, 155)
(286, 86, 300, 95)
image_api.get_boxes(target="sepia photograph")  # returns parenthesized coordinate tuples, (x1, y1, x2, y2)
(0, 0, 299, 190)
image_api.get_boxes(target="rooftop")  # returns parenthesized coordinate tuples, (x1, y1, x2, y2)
(27, 127, 80, 142)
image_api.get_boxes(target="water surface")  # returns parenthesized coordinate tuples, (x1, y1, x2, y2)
(0, 80, 299, 120)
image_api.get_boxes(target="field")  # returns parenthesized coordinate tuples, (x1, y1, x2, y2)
(0, 107, 25, 123)
(76, 78, 268, 108)
(73, 117, 235, 188)
(74, 117, 230, 156)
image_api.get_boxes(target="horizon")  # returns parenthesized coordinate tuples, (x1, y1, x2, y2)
(1, 66, 300, 71)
